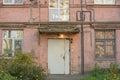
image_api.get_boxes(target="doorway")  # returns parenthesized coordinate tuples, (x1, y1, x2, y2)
(48, 39, 70, 74)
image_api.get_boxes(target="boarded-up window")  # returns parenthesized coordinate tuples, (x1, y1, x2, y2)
(94, 0, 115, 4)
(49, 0, 69, 21)
(95, 30, 115, 59)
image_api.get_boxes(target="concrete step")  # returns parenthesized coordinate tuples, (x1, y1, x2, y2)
(46, 74, 82, 80)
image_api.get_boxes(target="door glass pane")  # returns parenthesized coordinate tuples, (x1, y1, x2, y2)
(50, 0, 58, 8)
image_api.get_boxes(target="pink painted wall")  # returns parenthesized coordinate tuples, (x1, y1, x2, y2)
(38, 33, 81, 74)
(116, 30, 120, 64)
(94, 8, 120, 21)
(0, 0, 120, 74)
(0, 0, 120, 22)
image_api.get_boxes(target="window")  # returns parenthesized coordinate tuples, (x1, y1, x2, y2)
(3, 0, 24, 5)
(49, 0, 69, 21)
(95, 30, 115, 59)
(2, 30, 23, 57)
(94, 0, 115, 4)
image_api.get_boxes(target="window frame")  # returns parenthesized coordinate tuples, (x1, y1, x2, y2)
(49, 0, 69, 22)
(95, 30, 116, 60)
(94, 0, 115, 4)
(2, 30, 23, 57)
(3, 0, 24, 5)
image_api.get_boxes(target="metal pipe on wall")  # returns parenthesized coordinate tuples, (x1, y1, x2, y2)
(80, 0, 84, 75)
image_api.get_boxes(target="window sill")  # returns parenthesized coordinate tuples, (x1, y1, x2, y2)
(86, 4, 120, 8)
(69, 4, 120, 8)
(1, 4, 27, 8)
(1, 4, 48, 8)
(95, 58, 116, 61)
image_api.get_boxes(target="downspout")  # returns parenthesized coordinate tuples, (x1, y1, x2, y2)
(38, 0, 41, 68)
(29, 0, 34, 23)
(38, 1, 41, 45)
(80, 0, 84, 75)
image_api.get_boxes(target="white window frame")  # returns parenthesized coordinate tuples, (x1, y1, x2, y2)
(49, 0, 69, 21)
(3, 0, 24, 5)
(94, 0, 115, 4)
(2, 30, 23, 57)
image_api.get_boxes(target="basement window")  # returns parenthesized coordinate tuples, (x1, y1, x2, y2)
(3, 0, 24, 5)
(94, 0, 115, 4)
(95, 30, 115, 60)
(2, 30, 23, 57)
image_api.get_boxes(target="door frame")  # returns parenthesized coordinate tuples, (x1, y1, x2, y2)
(47, 38, 71, 74)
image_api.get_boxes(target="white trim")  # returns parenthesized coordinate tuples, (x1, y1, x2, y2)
(94, 0, 115, 4)
(3, 0, 24, 5)
(2, 30, 23, 57)
(49, 0, 69, 21)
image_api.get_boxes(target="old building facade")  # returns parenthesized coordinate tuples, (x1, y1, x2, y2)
(0, 0, 120, 74)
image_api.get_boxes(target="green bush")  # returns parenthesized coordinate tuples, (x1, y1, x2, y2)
(0, 51, 46, 80)
(13, 51, 36, 65)
(7, 64, 46, 80)
(0, 71, 17, 80)
(91, 63, 101, 77)
(81, 63, 120, 80)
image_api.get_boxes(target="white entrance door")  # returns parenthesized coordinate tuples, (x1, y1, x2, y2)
(48, 39, 70, 74)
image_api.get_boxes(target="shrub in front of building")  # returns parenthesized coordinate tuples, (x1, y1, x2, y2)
(81, 63, 120, 80)
(0, 51, 46, 80)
